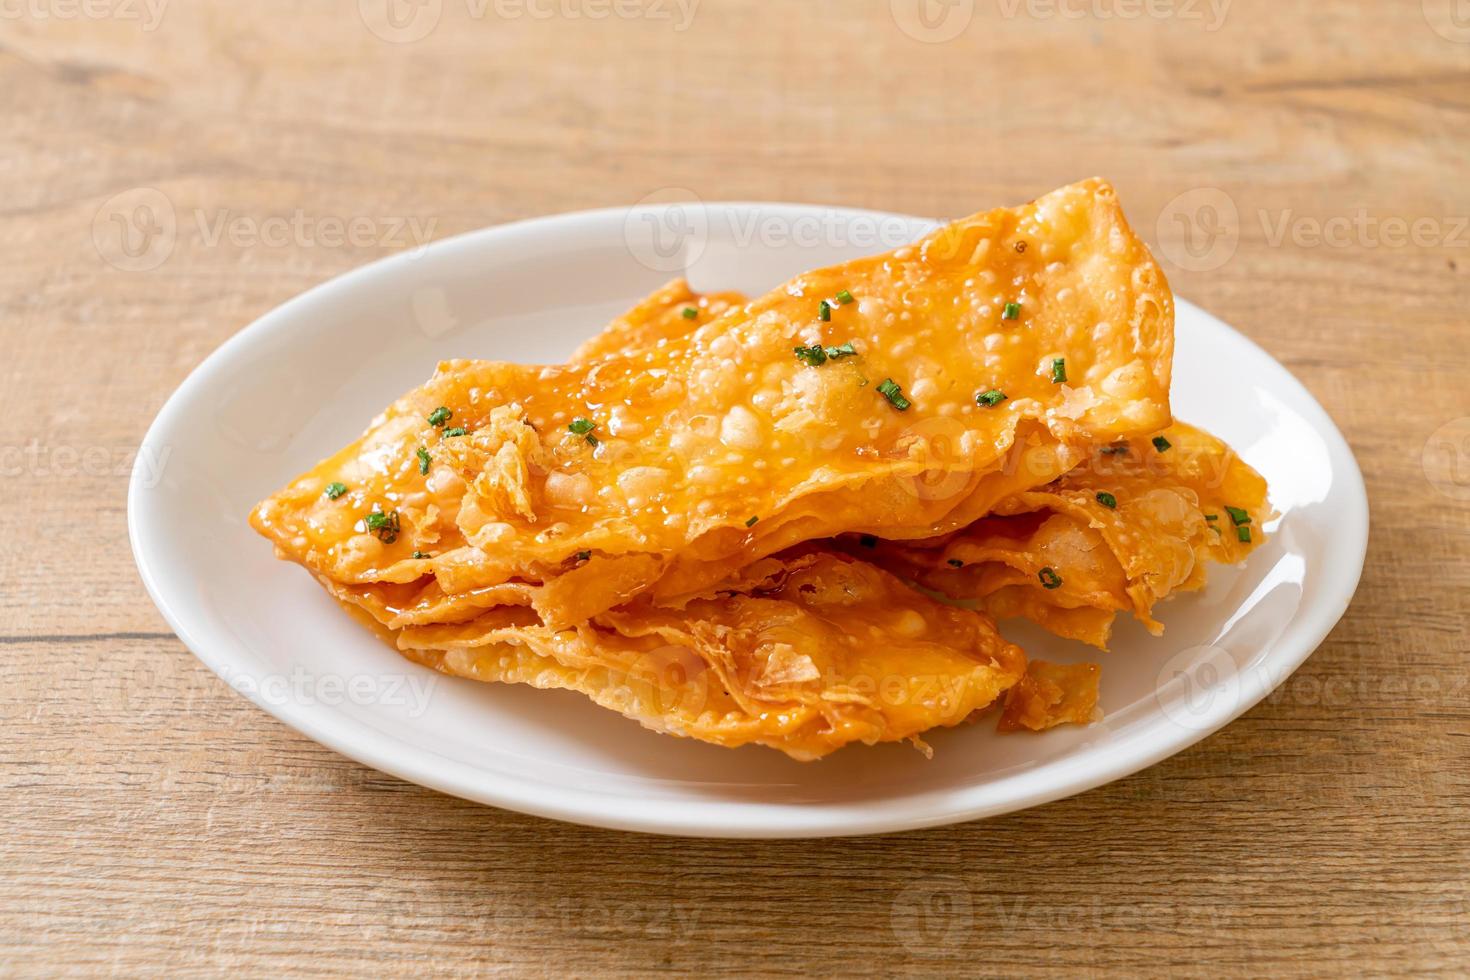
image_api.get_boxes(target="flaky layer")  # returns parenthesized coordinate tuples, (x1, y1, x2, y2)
(395, 550, 1027, 760)
(858, 421, 1271, 648)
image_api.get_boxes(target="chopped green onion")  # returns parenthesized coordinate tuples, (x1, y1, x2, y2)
(1205, 513, 1219, 522)
(1100, 445, 1130, 456)
(1002, 302, 1021, 321)
(1038, 567, 1063, 590)
(794, 345, 828, 367)
(1225, 506, 1251, 526)
(442, 426, 467, 438)
(947, 558, 965, 568)
(324, 482, 348, 500)
(796, 342, 858, 367)
(413, 551, 431, 559)
(819, 300, 831, 322)
(876, 378, 911, 411)
(416, 447, 431, 475)
(859, 534, 877, 548)
(568, 418, 598, 446)
(364, 509, 400, 544)
(1050, 358, 1067, 384)
(1152, 435, 1172, 453)
(681, 306, 698, 319)
(576, 550, 591, 561)
(976, 389, 1007, 407)
(745, 515, 759, 527)
(427, 407, 451, 427)
(1095, 491, 1117, 509)
(835, 289, 854, 305)
(1237, 526, 1252, 544)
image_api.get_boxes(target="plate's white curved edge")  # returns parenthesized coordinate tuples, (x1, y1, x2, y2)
(127, 204, 1370, 839)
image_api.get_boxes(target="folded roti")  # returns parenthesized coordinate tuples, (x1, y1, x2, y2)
(856, 422, 1271, 648)
(251, 178, 1175, 631)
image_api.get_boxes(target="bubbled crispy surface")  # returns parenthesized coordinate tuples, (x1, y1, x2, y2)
(250, 178, 1175, 628)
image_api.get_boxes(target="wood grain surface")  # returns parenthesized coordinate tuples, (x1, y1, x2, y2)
(3, 1, 1468, 975)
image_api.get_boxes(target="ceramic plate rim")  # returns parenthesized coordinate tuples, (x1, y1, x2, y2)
(128, 201, 1369, 838)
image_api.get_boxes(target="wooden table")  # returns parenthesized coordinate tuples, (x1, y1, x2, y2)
(4, 1, 1467, 974)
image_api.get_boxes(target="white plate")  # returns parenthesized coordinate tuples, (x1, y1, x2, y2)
(129, 202, 1368, 838)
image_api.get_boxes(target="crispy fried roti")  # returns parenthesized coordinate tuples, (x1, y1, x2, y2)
(998, 660, 1102, 733)
(856, 422, 1271, 649)
(251, 179, 1175, 633)
(394, 549, 1027, 760)
(569, 282, 1269, 655)
(570, 278, 747, 363)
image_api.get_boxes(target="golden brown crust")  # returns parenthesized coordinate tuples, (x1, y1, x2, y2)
(397, 550, 1027, 760)
(249, 180, 1212, 756)
(251, 179, 1176, 630)
(865, 421, 1272, 648)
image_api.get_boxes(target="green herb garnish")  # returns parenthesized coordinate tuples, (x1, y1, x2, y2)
(819, 300, 832, 322)
(1225, 506, 1251, 526)
(1002, 302, 1021, 321)
(1050, 358, 1067, 384)
(745, 515, 759, 527)
(1153, 435, 1172, 453)
(1237, 526, 1252, 544)
(413, 551, 431, 559)
(442, 426, 467, 438)
(976, 389, 1007, 407)
(576, 550, 591, 561)
(1038, 567, 1063, 590)
(794, 345, 828, 367)
(427, 407, 452, 427)
(1205, 513, 1219, 522)
(876, 378, 911, 411)
(835, 289, 854, 305)
(681, 306, 698, 319)
(793, 342, 859, 365)
(568, 418, 598, 446)
(1096, 492, 1117, 509)
(416, 447, 431, 475)
(324, 482, 348, 500)
(1100, 445, 1130, 456)
(364, 509, 400, 544)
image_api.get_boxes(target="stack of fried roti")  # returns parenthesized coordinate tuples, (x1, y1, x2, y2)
(251, 179, 1269, 760)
